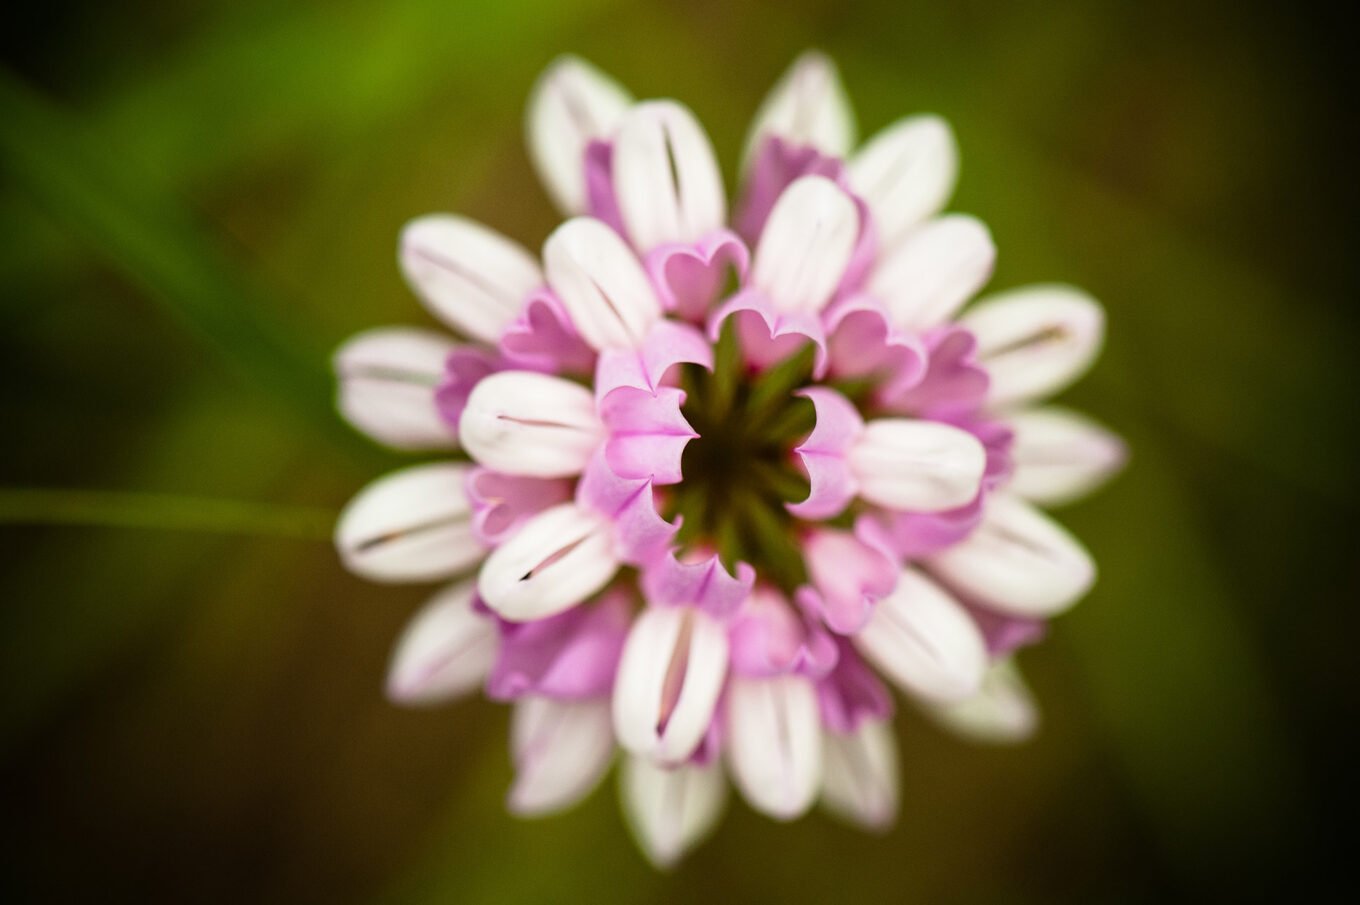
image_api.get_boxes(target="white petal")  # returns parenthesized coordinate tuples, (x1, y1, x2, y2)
(476, 503, 619, 622)
(526, 56, 633, 215)
(927, 492, 1095, 617)
(961, 284, 1105, 408)
(925, 658, 1038, 744)
(614, 101, 727, 251)
(613, 606, 729, 765)
(821, 720, 900, 830)
(543, 217, 662, 350)
(386, 580, 497, 704)
(725, 674, 823, 821)
(742, 50, 855, 170)
(751, 175, 860, 314)
(334, 327, 456, 450)
(853, 567, 987, 703)
(458, 371, 604, 477)
(508, 696, 615, 816)
(335, 463, 482, 583)
(620, 756, 726, 869)
(399, 215, 542, 343)
(847, 115, 958, 252)
(1006, 406, 1126, 506)
(849, 418, 987, 513)
(867, 214, 995, 331)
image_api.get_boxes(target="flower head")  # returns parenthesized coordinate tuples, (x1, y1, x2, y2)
(334, 51, 1125, 866)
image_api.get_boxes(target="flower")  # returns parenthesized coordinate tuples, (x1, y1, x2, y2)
(333, 51, 1126, 866)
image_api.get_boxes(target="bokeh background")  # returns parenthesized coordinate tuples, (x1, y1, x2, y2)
(2, 1, 1354, 902)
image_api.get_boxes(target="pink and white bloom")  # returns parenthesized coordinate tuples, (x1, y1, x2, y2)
(334, 51, 1125, 867)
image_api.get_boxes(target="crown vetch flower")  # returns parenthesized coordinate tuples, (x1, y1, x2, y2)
(333, 51, 1126, 866)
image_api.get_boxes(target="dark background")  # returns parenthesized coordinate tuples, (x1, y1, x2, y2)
(2, 1, 1355, 902)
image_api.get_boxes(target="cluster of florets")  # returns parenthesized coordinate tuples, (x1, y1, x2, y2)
(333, 52, 1124, 866)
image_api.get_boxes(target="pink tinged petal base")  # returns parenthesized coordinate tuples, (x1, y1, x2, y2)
(855, 498, 984, 561)
(476, 502, 620, 622)
(821, 719, 900, 831)
(621, 756, 726, 869)
(852, 567, 988, 703)
(508, 696, 615, 816)
(728, 586, 837, 678)
(612, 605, 730, 765)
(735, 136, 846, 244)
(798, 527, 899, 635)
(1005, 406, 1127, 506)
(335, 463, 483, 584)
(583, 140, 627, 236)
(576, 453, 679, 566)
(498, 290, 597, 375)
(385, 581, 498, 704)
(966, 603, 1047, 658)
(334, 327, 457, 450)
(823, 296, 928, 399)
(883, 324, 990, 417)
(645, 231, 750, 323)
(459, 371, 605, 478)
(788, 387, 862, 520)
(465, 468, 573, 546)
(487, 590, 632, 701)
(741, 52, 856, 183)
(641, 552, 755, 622)
(927, 492, 1095, 617)
(435, 346, 503, 434)
(725, 674, 823, 821)
(925, 658, 1038, 744)
(815, 637, 894, 735)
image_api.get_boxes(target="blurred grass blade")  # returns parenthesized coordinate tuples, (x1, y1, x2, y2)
(0, 488, 335, 540)
(0, 70, 378, 466)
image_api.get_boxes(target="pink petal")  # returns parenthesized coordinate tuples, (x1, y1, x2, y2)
(487, 589, 633, 700)
(583, 139, 627, 236)
(465, 468, 573, 545)
(576, 453, 680, 566)
(498, 289, 597, 375)
(707, 289, 828, 377)
(641, 551, 755, 622)
(595, 320, 713, 398)
(882, 325, 989, 416)
(815, 637, 894, 734)
(728, 586, 838, 678)
(823, 295, 928, 398)
(644, 230, 750, 323)
(797, 527, 899, 635)
(600, 386, 697, 486)
(787, 387, 862, 520)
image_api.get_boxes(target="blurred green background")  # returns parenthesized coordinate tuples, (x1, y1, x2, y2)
(1, 1, 1354, 902)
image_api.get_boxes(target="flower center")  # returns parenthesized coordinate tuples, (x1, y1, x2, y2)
(672, 327, 822, 591)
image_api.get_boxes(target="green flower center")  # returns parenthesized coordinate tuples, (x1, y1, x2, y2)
(671, 326, 825, 591)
